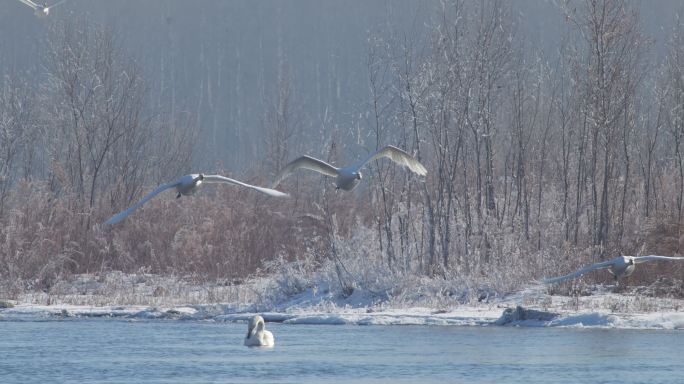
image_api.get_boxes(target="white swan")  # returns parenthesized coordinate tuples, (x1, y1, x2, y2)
(17, 0, 67, 17)
(244, 315, 274, 347)
(271, 145, 427, 191)
(105, 173, 288, 225)
(543, 255, 684, 285)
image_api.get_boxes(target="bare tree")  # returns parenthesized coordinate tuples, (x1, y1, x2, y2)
(0, 75, 38, 217)
(46, 21, 144, 209)
(570, 0, 646, 252)
(664, 13, 684, 249)
(263, 59, 303, 174)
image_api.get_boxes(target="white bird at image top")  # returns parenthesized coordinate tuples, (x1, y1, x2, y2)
(17, 0, 67, 17)
(104, 174, 288, 225)
(543, 255, 684, 285)
(271, 145, 427, 191)
(244, 315, 274, 347)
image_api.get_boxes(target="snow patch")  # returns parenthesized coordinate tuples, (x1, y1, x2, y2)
(549, 313, 620, 328)
(284, 315, 351, 325)
(2, 302, 683, 329)
(3, 279, 684, 330)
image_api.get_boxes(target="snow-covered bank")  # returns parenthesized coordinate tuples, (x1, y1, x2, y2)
(2, 294, 683, 330)
(2, 272, 683, 330)
(493, 305, 684, 329)
(215, 307, 499, 326)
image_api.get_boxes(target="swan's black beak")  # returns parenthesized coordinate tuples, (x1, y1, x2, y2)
(356, 173, 362, 180)
(198, 174, 204, 180)
(176, 192, 181, 199)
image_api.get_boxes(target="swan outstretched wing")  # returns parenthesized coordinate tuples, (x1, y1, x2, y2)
(270, 156, 339, 188)
(18, 0, 38, 10)
(105, 181, 179, 225)
(203, 175, 288, 198)
(355, 145, 427, 176)
(543, 259, 616, 284)
(632, 255, 684, 264)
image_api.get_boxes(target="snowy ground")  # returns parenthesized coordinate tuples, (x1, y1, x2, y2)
(1, 272, 683, 330)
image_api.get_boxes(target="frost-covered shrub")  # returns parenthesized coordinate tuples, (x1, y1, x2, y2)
(251, 219, 541, 309)
(263, 253, 318, 300)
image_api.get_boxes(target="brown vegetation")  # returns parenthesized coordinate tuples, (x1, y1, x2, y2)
(2, 1, 684, 301)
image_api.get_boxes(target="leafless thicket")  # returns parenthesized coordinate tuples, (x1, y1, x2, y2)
(1, 1, 684, 301)
(0, 20, 197, 294)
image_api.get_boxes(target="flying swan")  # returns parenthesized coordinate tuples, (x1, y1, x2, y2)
(105, 173, 288, 225)
(244, 315, 274, 347)
(543, 255, 684, 285)
(271, 145, 427, 191)
(17, 0, 67, 17)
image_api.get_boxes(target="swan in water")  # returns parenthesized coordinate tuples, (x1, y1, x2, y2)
(105, 173, 288, 225)
(17, 0, 67, 17)
(543, 255, 684, 285)
(244, 315, 274, 347)
(271, 145, 427, 191)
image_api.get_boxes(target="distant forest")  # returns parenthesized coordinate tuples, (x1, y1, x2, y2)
(1, 0, 683, 295)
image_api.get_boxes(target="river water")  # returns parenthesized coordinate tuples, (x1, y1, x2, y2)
(1, 318, 682, 383)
